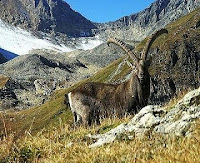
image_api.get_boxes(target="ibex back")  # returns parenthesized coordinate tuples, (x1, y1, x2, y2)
(67, 29, 168, 126)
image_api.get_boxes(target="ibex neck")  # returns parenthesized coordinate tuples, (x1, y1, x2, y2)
(129, 72, 149, 89)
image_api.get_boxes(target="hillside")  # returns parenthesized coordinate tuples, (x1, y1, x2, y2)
(0, 75, 199, 162)
(146, 8, 200, 104)
(0, 8, 199, 136)
(0, 8, 200, 162)
(0, 8, 199, 111)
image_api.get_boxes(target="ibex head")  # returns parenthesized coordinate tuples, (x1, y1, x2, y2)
(107, 29, 168, 82)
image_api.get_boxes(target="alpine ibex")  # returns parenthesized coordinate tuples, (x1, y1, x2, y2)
(67, 29, 168, 126)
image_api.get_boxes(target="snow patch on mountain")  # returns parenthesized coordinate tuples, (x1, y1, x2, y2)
(0, 20, 103, 57)
(0, 20, 73, 55)
(76, 36, 103, 50)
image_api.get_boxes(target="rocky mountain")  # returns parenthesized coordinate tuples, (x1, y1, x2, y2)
(0, 49, 99, 109)
(0, 0, 96, 37)
(0, 8, 199, 110)
(1, 0, 199, 41)
(95, 0, 200, 41)
(0, 50, 90, 81)
(0, 0, 199, 110)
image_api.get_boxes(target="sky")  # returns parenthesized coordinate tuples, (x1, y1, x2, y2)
(65, 0, 156, 23)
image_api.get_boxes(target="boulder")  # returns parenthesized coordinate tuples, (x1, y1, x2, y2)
(88, 87, 200, 148)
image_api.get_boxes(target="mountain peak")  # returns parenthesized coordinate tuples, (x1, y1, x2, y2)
(0, 0, 97, 37)
(95, 0, 200, 41)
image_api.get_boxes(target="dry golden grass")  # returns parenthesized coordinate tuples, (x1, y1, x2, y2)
(1, 9, 200, 162)
(1, 116, 200, 163)
(164, 88, 192, 111)
(0, 135, 15, 159)
(0, 76, 9, 88)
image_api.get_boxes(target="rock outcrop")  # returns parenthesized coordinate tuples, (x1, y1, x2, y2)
(88, 87, 200, 148)
(0, 50, 95, 110)
(0, 77, 60, 110)
(148, 9, 200, 105)
(0, 78, 20, 109)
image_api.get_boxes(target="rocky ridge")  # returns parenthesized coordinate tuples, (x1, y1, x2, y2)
(1, 0, 199, 42)
(0, 49, 99, 110)
(0, 0, 96, 37)
(95, 0, 200, 41)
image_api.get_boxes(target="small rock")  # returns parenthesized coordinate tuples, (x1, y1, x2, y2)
(66, 142, 73, 148)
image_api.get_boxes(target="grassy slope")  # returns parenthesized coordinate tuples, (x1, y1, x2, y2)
(1, 113, 200, 162)
(0, 8, 200, 137)
(0, 57, 126, 136)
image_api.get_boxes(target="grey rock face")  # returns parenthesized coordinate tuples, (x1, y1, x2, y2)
(0, 50, 86, 81)
(34, 79, 57, 96)
(0, 0, 96, 37)
(0, 50, 91, 110)
(149, 19, 200, 105)
(154, 87, 200, 136)
(0, 79, 21, 109)
(95, 0, 200, 41)
(1, 0, 199, 41)
(88, 87, 200, 148)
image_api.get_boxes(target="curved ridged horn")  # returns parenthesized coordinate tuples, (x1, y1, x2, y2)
(141, 29, 168, 60)
(107, 37, 139, 63)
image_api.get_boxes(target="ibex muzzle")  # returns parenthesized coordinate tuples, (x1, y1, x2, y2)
(66, 29, 168, 126)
